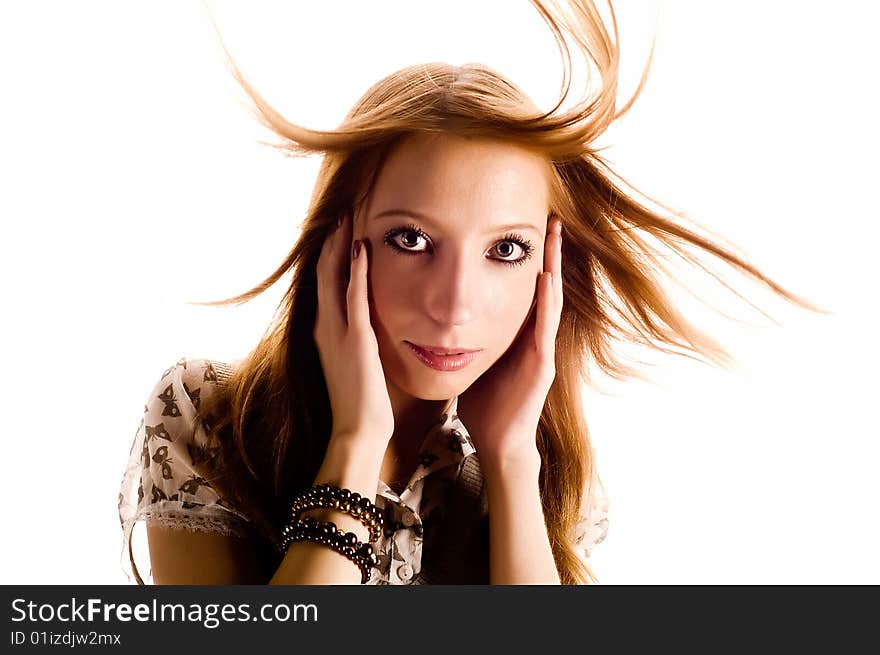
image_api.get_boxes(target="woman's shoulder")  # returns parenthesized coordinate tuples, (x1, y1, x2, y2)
(130, 355, 248, 512)
(119, 356, 253, 582)
(138, 356, 238, 452)
(154, 356, 235, 396)
(148, 356, 235, 410)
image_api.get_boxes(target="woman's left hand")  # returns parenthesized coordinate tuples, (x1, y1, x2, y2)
(456, 217, 564, 471)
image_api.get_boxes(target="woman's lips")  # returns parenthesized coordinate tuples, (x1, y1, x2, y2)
(404, 341, 481, 371)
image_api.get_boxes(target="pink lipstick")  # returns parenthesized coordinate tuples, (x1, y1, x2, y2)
(404, 341, 481, 371)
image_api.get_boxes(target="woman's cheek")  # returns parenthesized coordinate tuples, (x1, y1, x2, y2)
(368, 258, 408, 324)
(497, 279, 539, 349)
(499, 275, 537, 321)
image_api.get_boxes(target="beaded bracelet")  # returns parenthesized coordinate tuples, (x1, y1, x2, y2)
(280, 517, 378, 584)
(289, 483, 384, 543)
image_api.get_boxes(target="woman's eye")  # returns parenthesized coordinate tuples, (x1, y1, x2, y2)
(387, 226, 429, 253)
(490, 240, 530, 265)
(382, 224, 534, 267)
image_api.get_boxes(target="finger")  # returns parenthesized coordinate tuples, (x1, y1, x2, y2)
(335, 210, 354, 322)
(552, 219, 563, 310)
(346, 236, 369, 333)
(316, 211, 350, 336)
(543, 218, 563, 309)
(535, 271, 557, 365)
(543, 217, 556, 271)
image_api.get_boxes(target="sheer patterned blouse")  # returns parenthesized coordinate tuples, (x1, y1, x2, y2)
(118, 357, 610, 585)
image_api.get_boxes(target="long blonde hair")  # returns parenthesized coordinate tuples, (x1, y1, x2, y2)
(184, 0, 828, 585)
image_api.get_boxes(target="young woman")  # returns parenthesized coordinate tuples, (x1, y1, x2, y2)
(117, 0, 825, 585)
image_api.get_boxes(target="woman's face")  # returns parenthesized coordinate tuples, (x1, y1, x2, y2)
(359, 133, 552, 402)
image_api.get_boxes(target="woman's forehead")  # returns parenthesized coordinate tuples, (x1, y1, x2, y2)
(366, 133, 552, 229)
(380, 132, 549, 177)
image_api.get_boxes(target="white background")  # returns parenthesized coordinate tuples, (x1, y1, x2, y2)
(1, 0, 877, 584)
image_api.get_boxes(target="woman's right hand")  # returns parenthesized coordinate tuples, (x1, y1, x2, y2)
(313, 210, 395, 450)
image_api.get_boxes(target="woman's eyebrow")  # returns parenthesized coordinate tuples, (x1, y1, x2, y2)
(371, 208, 544, 235)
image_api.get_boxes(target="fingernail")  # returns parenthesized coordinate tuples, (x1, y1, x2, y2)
(351, 240, 361, 260)
(554, 220, 563, 235)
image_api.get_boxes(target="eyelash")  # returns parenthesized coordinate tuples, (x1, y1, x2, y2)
(382, 222, 534, 267)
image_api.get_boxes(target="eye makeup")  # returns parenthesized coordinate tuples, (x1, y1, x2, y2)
(382, 222, 534, 267)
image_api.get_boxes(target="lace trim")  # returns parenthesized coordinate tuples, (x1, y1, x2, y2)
(138, 510, 252, 539)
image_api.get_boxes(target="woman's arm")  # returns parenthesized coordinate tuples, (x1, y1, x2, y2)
(483, 450, 562, 585)
(146, 527, 267, 585)
(268, 435, 385, 585)
(146, 435, 385, 585)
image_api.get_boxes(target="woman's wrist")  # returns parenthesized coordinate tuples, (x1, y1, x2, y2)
(305, 434, 386, 538)
(479, 443, 542, 484)
(322, 432, 387, 477)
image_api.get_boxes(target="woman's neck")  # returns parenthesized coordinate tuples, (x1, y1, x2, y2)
(382, 380, 450, 492)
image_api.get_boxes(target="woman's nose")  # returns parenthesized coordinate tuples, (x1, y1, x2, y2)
(421, 251, 481, 327)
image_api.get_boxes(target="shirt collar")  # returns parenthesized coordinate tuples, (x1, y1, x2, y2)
(407, 394, 476, 484)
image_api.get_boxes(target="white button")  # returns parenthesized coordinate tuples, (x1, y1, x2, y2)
(397, 563, 413, 580)
(401, 511, 416, 527)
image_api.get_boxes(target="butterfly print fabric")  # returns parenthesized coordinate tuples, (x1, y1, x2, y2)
(118, 358, 609, 584)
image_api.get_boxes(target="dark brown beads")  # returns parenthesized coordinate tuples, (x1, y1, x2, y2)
(280, 483, 387, 583)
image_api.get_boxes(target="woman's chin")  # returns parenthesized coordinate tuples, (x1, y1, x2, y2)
(402, 378, 462, 401)
(390, 366, 473, 402)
